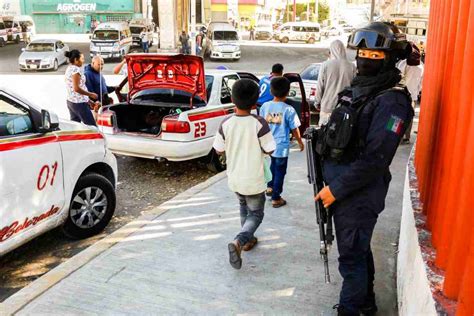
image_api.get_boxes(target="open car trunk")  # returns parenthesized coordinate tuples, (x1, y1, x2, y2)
(109, 103, 187, 136)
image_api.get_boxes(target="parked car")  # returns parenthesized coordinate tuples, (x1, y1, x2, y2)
(0, 18, 7, 47)
(274, 22, 321, 44)
(290, 63, 321, 103)
(0, 88, 117, 256)
(128, 18, 155, 47)
(321, 26, 343, 37)
(97, 54, 310, 171)
(205, 22, 241, 61)
(1, 16, 21, 44)
(341, 24, 355, 33)
(90, 22, 132, 60)
(18, 39, 69, 71)
(255, 24, 273, 40)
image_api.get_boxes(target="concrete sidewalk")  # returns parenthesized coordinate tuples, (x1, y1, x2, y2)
(1, 146, 410, 315)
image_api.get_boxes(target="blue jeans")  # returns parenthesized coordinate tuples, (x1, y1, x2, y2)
(142, 41, 149, 53)
(235, 192, 265, 246)
(337, 226, 376, 315)
(67, 101, 96, 126)
(268, 156, 288, 201)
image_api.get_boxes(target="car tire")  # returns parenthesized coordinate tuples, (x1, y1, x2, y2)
(62, 173, 116, 239)
(0, 38, 5, 47)
(282, 37, 289, 44)
(14, 35, 20, 44)
(206, 149, 226, 173)
(53, 59, 58, 71)
(307, 38, 315, 44)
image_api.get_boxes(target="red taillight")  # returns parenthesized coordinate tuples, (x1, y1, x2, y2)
(97, 111, 114, 127)
(161, 116, 190, 133)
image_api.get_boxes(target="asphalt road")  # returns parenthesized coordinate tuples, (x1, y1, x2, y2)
(0, 40, 337, 302)
(0, 40, 334, 75)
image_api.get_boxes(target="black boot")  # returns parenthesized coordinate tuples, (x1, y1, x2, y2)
(333, 304, 360, 316)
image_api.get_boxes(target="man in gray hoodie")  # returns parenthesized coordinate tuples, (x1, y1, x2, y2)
(315, 39, 357, 125)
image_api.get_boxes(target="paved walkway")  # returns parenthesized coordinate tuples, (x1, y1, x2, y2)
(1, 145, 411, 315)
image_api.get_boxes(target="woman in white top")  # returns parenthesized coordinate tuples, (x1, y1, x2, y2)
(64, 50, 98, 126)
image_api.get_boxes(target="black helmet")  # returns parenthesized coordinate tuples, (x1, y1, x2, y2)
(348, 22, 408, 51)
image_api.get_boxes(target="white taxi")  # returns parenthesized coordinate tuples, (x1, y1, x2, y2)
(0, 89, 118, 256)
(97, 54, 310, 171)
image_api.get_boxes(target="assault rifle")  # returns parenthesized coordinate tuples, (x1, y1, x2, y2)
(304, 126, 334, 283)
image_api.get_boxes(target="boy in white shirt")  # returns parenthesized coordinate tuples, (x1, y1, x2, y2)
(213, 79, 276, 269)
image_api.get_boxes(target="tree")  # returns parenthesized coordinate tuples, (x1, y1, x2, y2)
(283, 1, 330, 23)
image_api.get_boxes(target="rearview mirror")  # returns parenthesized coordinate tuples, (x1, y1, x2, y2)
(39, 109, 59, 133)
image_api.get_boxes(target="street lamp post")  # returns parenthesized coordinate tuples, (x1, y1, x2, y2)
(190, 0, 196, 55)
(370, 0, 376, 22)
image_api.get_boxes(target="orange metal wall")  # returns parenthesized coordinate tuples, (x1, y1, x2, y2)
(414, 0, 474, 314)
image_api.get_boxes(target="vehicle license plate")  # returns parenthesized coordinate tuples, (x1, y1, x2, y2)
(29, 65, 37, 69)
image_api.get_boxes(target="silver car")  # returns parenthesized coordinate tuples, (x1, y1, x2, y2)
(18, 39, 69, 71)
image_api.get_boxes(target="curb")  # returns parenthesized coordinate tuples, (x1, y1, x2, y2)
(0, 172, 227, 315)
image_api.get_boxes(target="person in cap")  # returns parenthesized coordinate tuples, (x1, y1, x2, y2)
(314, 22, 414, 315)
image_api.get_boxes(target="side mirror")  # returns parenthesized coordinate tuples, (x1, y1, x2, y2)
(39, 110, 59, 133)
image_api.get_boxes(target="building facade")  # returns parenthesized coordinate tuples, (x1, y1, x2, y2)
(19, 0, 142, 34)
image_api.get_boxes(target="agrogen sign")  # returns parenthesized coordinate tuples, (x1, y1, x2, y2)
(57, 3, 97, 12)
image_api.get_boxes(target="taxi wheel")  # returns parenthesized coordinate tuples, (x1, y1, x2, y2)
(15, 36, 20, 44)
(307, 38, 315, 44)
(63, 173, 116, 239)
(206, 149, 226, 173)
(282, 37, 289, 44)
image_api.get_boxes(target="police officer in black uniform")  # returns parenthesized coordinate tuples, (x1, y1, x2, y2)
(314, 22, 414, 315)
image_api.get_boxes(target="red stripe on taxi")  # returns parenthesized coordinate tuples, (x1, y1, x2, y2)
(0, 133, 103, 152)
(188, 109, 233, 122)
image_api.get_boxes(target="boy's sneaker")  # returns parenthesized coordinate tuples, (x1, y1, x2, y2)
(272, 198, 287, 208)
(228, 240, 242, 269)
(242, 237, 258, 251)
(265, 188, 273, 197)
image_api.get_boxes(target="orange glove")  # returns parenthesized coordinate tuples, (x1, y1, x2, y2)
(315, 186, 336, 208)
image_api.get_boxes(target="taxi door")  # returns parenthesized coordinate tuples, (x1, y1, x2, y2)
(0, 93, 65, 252)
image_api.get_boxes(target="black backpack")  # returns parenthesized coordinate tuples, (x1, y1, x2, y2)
(316, 85, 410, 161)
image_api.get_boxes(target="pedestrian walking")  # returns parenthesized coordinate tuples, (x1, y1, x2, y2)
(20, 23, 29, 44)
(196, 30, 204, 56)
(179, 30, 190, 54)
(249, 25, 255, 41)
(85, 55, 116, 106)
(64, 50, 98, 126)
(259, 77, 304, 208)
(314, 39, 357, 126)
(257, 63, 284, 107)
(213, 79, 276, 270)
(397, 42, 424, 144)
(314, 22, 414, 316)
(140, 28, 149, 53)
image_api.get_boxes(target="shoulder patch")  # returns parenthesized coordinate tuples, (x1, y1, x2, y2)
(386, 115, 405, 135)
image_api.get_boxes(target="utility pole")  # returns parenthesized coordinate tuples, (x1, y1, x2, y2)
(315, 0, 319, 22)
(293, 0, 296, 22)
(306, 0, 310, 21)
(370, 0, 375, 22)
(190, 0, 196, 55)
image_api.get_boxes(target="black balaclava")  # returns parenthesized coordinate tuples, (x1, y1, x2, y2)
(356, 57, 384, 76)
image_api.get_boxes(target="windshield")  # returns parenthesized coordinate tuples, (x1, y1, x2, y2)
(93, 30, 119, 41)
(213, 31, 238, 41)
(130, 26, 143, 34)
(301, 64, 321, 81)
(26, 43, 54, 52)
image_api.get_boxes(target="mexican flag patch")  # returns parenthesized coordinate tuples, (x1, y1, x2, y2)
(386, 115, 404, 135)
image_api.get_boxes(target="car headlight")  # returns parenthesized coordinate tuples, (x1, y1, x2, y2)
(214, 46, 222, 52)
(233, 46, 239, 52)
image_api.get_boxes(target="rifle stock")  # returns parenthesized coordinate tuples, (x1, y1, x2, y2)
(304, 127, 334, 284)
